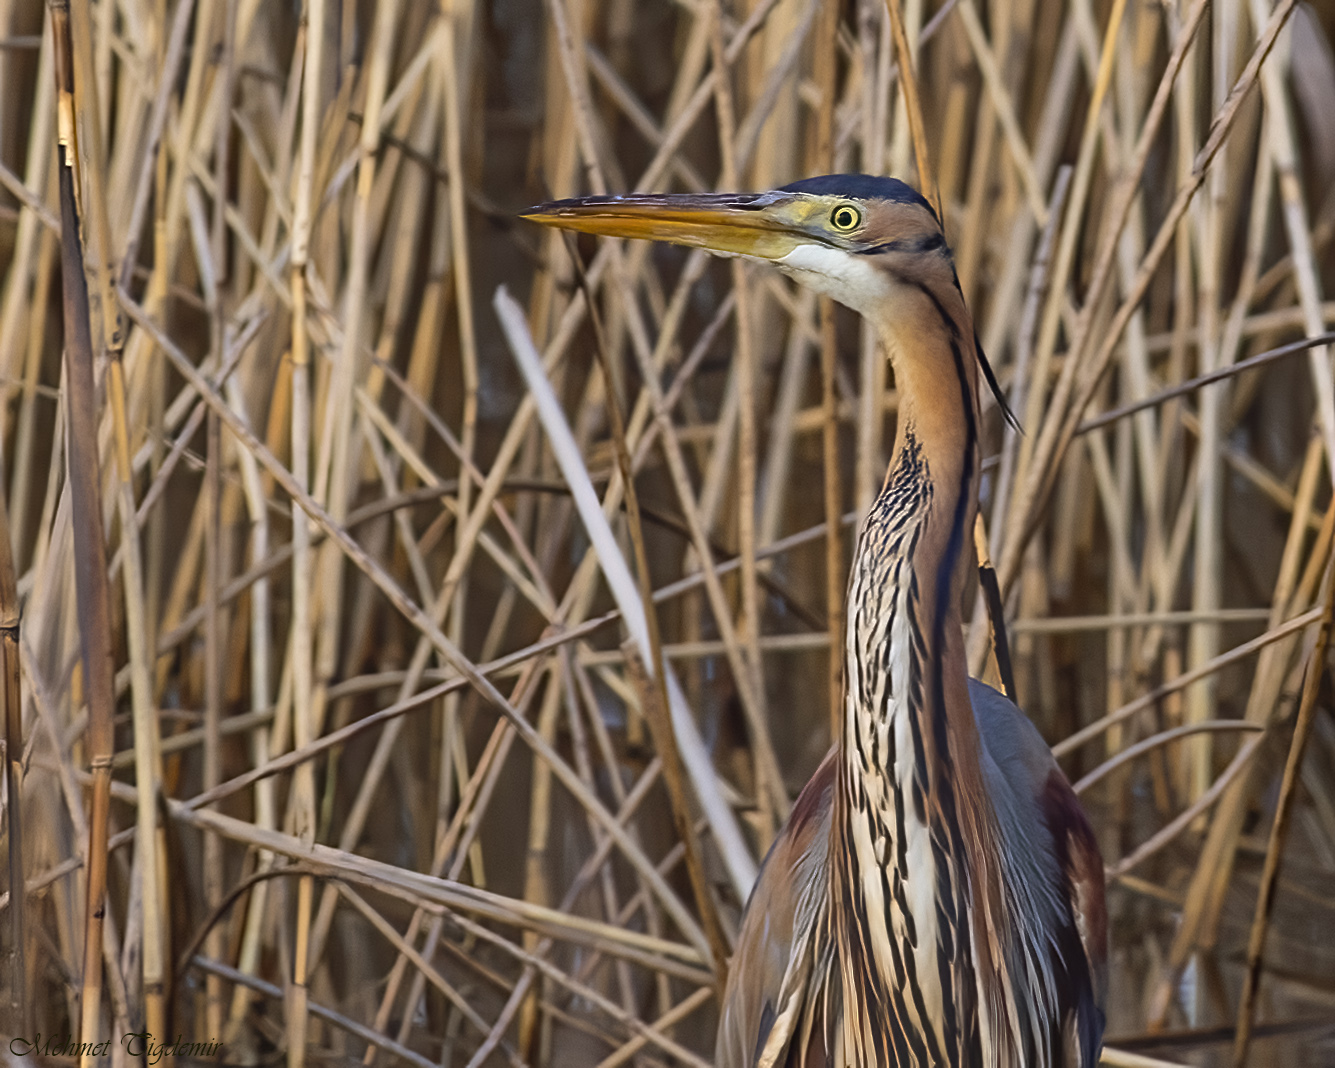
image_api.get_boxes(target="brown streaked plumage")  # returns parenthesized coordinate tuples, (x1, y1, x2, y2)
(523, 175, 1107, 1067)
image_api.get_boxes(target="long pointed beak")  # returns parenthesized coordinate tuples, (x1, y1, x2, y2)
(521, 192, 807, 260)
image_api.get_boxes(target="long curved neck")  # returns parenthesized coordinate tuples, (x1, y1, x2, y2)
(842, 276, 983, 787)
(832, 274, 992, 1065)
(887, 298, 981, 764)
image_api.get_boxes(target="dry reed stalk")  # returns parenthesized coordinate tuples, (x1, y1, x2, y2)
(285, 0, 324, 1059)
(574, 245, 731, 983)
(0, 467, 26, 1034)
(1101, 1049, 1192, 1068)
(126, 282, 714, 938)
(298, 0, 401, 985)
(810, 0, 843, 743)
(104, 177, 167, 1068)
(496, 285, 753, 907)
(709, 0, 775, 844)
(1149, 456, 1334, 1029)
(163, 802, 710, 972)
(1004, 0, 1303, 592)
(0, 28, 57, 466)
(47, 1, 118, 1055)
(222, 377, 277, 1045)
(854, 3, 886, 518)
(1231, 541, 1335, 1065)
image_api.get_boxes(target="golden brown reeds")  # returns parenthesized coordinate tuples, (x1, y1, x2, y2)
(1, 0, 1333, 1063)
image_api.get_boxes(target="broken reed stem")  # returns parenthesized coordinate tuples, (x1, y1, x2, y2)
(48, 0, 117, 1053)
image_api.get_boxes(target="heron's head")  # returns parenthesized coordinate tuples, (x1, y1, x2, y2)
(523, 174, 952, 323)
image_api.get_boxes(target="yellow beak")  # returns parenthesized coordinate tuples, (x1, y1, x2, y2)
(521, 192, 808, 261)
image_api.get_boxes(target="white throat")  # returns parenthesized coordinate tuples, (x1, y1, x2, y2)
(774, 243, 893, 320)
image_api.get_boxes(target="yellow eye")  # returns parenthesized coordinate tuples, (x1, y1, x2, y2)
(830, 204, 862, 232)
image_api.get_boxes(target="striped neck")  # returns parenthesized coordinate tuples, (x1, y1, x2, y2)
(844, 277, 985, 807)
(829, 287, 990, 1065)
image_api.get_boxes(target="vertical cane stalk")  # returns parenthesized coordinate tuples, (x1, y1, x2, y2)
(0, 481, 26, 1036)
(48, 1, 118, 1056)
(287, 0, 326, 1060)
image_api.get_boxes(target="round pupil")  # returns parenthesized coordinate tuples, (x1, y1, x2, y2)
(834, 206, 858, 229)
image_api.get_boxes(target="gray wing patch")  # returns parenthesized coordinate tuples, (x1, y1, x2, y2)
(753, 1000, 777, 1065)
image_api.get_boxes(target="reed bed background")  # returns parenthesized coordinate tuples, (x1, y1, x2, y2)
(0, 0, 1333, 1063)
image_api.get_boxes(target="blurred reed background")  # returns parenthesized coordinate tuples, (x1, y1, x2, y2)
(0, 0, 1333, 1063)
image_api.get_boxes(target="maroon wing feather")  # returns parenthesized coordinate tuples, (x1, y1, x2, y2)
(1042, 769, 1108, 1064)
(717, 751, 836, 1068)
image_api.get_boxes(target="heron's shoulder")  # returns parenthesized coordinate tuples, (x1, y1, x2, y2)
(788, 747, 837, 838)
(967, 677, 1058, 784)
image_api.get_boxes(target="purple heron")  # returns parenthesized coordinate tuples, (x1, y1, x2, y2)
(524, 175, 1107, 1068)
